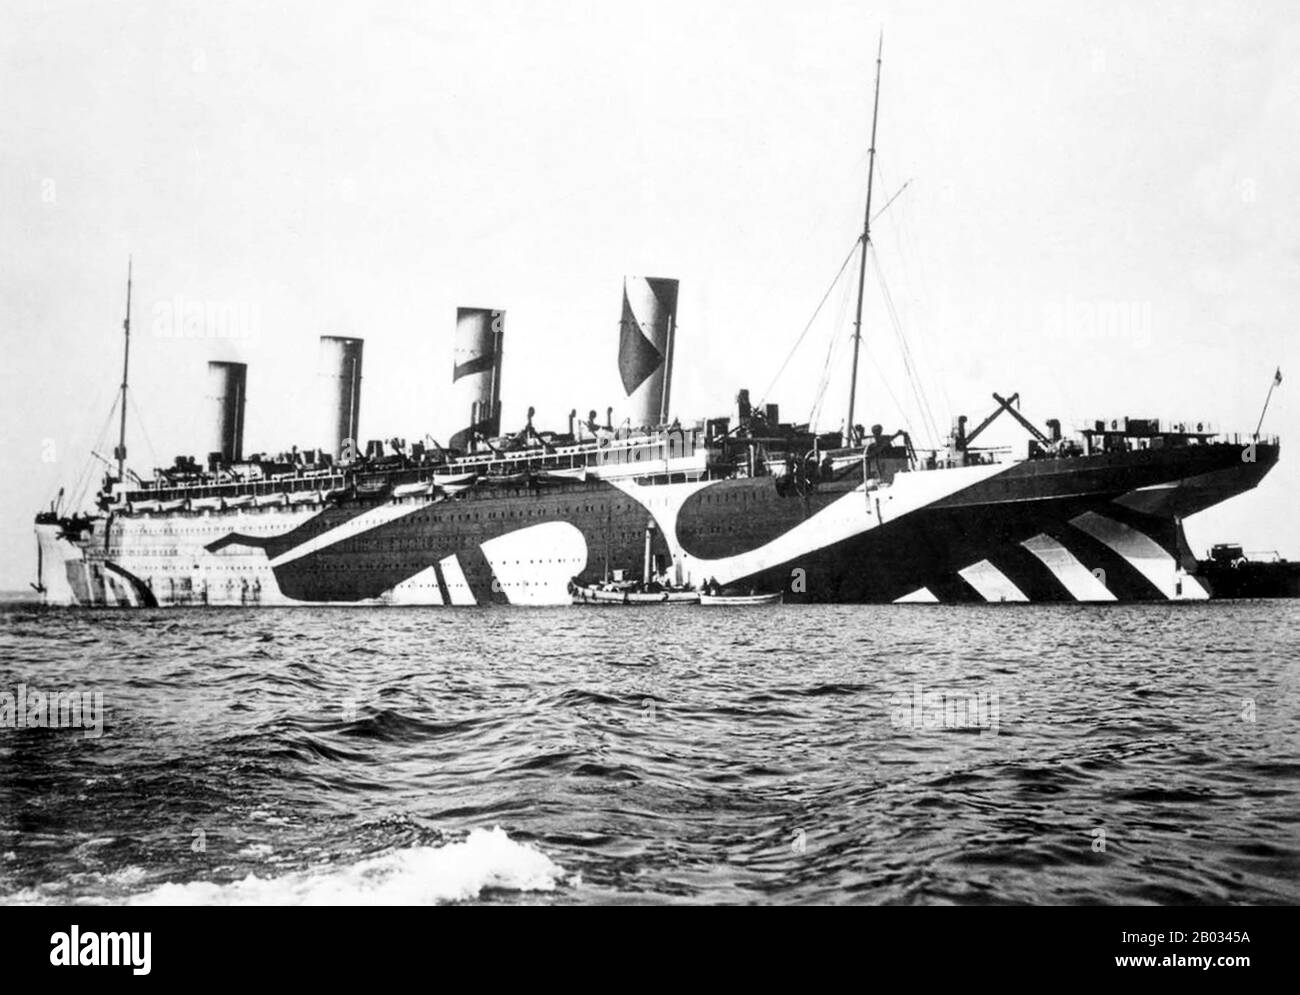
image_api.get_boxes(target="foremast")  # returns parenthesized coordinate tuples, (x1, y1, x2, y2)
(113, 258, 133, 485)
(845, 33, 883, 441)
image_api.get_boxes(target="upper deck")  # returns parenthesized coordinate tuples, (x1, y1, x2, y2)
(78, 405, 1274, 520)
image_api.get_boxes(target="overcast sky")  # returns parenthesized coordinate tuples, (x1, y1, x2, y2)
(1, 0, 1296, 590)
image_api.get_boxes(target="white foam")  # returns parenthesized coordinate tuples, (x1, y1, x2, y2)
(128, 827, 565, 905)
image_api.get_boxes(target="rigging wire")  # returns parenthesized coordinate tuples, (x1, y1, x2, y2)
(808, 266, 856, 428)
(757, 237, 861, 410)
(806, 242, 914, 444)
(880, 162, 952, 434)
(127, 391, 160, 479)
(759, 159, 938, 440)
(872, 178, 912, 225)
(873, 250, 941, 448)
(67, 396, 120, 512)
(837, 248, 916, 437)
(867, 346, 915, 440)
(874, 160, 941, 448)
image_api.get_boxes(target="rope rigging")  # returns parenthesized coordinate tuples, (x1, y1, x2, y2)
(872, 250, 941, 448)
(757, 237, 861, 412)
(66, 394, 121, 513)
(760, 179, 943, 447)
(808, 261, 856, 428)
(127, 390, 159, 480)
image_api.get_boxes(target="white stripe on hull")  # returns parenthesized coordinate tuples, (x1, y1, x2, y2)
(438, 555, 477, 606)
(479, 521, 587, 606)
(894, 587, 939, 603)
(268, 499, 432, 568)
(36, 525, 80, 606)
(1020, 533, 1116, 601)
(958, 560, 1029, 602)
(382, 565, 445, 606)
(1069, 511, 1209, 600)
(611, 461, 1009, 587)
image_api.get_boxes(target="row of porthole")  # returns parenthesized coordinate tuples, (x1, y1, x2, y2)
(500, 559, 581, 565)
(122, 564, 271, 571)
(110, 549, 272, 558)
(122, 520, 282, 532)
(412, 505, 616, 524)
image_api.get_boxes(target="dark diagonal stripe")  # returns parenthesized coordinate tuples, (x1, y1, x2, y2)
(983, 545, 1075, 602)
(1045, 524, 1166, 601)
(453, 353, 497, 382)
(618, 292, 664, 395)
(927, 573, 986, 604)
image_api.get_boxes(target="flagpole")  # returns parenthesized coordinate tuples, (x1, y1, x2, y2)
(1253, 368, 1282, 440)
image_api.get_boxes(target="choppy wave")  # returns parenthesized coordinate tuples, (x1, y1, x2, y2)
(3, 829, 565, 905)
(1, 601, 1298, 904)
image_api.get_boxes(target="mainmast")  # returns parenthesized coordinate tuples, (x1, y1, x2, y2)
(113, 258, 133, 483)
(845, 33, 883, 443)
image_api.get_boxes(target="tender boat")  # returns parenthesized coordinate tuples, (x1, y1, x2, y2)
(699, 591, 783, 606)
(572, 583, 699, 605)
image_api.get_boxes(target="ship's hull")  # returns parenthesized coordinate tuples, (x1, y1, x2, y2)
(36, 441, 1278, 606)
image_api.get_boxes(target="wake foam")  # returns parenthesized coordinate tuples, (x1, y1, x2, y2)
(130, 827, 565, 905)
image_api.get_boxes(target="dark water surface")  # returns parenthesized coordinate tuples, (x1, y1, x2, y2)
(1, 602, 1297, 904)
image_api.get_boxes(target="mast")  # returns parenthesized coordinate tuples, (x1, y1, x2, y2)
(114, 258, 133, 483)
(846, 33, 883, 443)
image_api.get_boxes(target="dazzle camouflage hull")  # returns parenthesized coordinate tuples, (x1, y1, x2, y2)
(37, 438, 1277, 606)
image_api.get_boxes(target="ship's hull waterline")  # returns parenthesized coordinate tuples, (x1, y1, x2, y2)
(35, 440, 1277, 607)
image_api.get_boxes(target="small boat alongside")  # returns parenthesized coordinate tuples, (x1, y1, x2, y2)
(699, 591, 783, 606)
(571, 582, 699, 605)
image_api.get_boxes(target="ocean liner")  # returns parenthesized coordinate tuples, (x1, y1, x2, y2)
(33, 50, 1280, 608)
